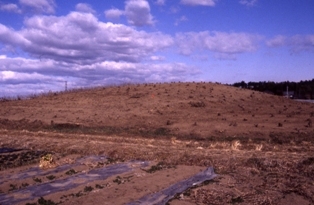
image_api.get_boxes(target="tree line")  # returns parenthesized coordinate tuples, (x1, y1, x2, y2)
(232, 79, 314, 99)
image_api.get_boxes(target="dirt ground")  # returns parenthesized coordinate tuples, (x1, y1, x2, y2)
(0, 82, 314, 205)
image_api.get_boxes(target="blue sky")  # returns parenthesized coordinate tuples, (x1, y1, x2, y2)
(0, 0, 314, 96)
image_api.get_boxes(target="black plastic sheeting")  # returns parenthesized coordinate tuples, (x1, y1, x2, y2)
(127, 167, 217, 205)
(0, 156, 108, 185)
(0, 148, 23, 154)
(2, 156, 107, 182)
(0, 160, 149, 205)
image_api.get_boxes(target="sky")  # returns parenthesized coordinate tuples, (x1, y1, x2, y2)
(0, 0, 314, 97)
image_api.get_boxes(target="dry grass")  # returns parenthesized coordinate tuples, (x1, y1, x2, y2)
(1, 82, 314, 204)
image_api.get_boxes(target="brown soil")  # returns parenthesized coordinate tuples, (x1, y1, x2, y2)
(0, 82, 314, 205)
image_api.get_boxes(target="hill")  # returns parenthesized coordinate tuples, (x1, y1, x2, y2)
(1, 82, 313, 142)
(1, 82, 314, 205)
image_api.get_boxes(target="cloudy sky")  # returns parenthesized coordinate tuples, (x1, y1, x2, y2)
(0, 0, 314, 96)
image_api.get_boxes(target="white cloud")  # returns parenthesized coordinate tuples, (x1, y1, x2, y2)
(0, 68, 71, 97)
(266, 35, 314, 53)
(180, 0, 217, 6)
(19, 0, 56, 14)
(239, 0, 258, 6)
(0, 56, 198, 96)
(75, 3, 95, 14)
(155, 0, 165, 6)
(104, 0, 154, 27)
(0, 12, 172, 64)
(0, 70, 47, 82)
(0, 24, 29, 46)
(0, 12, 186, 96)
(0, 3, 21, 13)
(125, 0, 154, 26)
(266, 35, 286, 47)
(150, 55, 165, 61)
(170, 6, 180, 13)
(105, 8, 125, 19)
(289, 35, 314, 53)
(175, 16, 188, 26)
(176, 31, 261, 58)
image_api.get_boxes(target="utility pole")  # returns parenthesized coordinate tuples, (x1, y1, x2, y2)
(65, 81, 67, 91)
(286, 85, 288, 98)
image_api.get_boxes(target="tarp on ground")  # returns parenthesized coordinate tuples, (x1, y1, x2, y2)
(0, 158, 149, 205)
(127, 166, 217, 205)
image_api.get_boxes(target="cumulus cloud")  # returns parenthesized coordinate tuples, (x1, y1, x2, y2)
(239, 0, 258, 6)
(150, 55, 165, 61)
(0, 70, 49, 84)
(19, 0, 56, 14)
(0, 56, 198, 96)
(75, 3, 96, 14)
(105, 8, 125, 19)
(180, 0, 217, 6)
(289, 35, 314, 53)
(0, 12, 173, 64)
(125, 0, 154, 26)
(0, 3, 22, 13)
(175, 16, 188, 26)
(104, 0, 154, 26)
(170, 6, 180, 13)
(176, 31, 261, 58)
(0, 11, 189, 96)
(266, 35, 314, 53)
(155, 0, 165, 6)
(266, 35, 286, 47)
(0, 24, 29, 46)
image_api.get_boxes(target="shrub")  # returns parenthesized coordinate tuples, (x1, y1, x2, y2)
(189, 101, 205, 108)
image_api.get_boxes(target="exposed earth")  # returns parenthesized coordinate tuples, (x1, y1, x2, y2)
(0, 82, 314, 205)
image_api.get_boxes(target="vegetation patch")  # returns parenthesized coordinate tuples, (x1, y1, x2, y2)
(143, 162, 176, 173)
(153, 127, 170, 136)
(65, 169, 77, 175)
(9, 184, 17, 191)
(0, 150, 47, 170)
(230, 196, 244, 204)
(189, 101, 206, 108)
(46, 175, 56, 180)
(33, 177, 42, 183)
(95, 184, 105, 189)
(37, 197, 57, 205)
(84, 186, 93, 192)
(113, 176, 123, 184)
(113, 175, 133, 185)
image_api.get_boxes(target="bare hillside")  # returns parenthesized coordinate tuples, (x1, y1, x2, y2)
(1, 82, 313, 141)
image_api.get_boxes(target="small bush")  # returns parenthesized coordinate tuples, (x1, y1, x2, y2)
(65, 169, 77, 175)
(95, 184, 105, 189)
(33, 178, 42, 183)
(230, 196, 244, 204)
(189, 101, 205, 108)
(154, 127, 170, 136)
(84, 186, 93, 192)
(144, 162, 175, 173)
(113, 176, 123, 184)
(46, 175, 56, 180)
(9, 184, 17, 191)
(38, 197, 57, 205)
